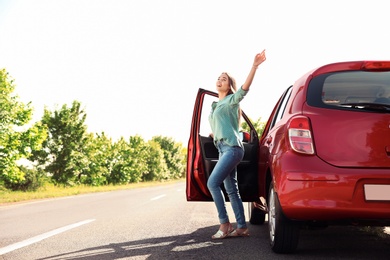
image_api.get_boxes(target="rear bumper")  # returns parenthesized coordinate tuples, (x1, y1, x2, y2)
(273, 154, 390, 224)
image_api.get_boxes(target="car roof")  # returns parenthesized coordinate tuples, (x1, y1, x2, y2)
(294, 60, 390, 87)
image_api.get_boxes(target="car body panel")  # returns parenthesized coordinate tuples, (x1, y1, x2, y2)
(304, 105, 390, 167)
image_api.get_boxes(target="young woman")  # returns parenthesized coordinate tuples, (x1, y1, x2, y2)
(207, 50, 266, 239)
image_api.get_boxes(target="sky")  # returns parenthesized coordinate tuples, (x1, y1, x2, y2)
(0, 0, 388, 145)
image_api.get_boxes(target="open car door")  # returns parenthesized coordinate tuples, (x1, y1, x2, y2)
(186, 88, 260, 202)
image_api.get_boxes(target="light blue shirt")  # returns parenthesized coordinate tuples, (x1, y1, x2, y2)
(208, 87, 248, 148)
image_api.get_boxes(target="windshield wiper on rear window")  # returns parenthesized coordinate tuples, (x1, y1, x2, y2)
(340, 102, 390, 112)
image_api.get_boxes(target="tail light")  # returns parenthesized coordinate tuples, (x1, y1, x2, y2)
(287, 116, 315, 155)
(362, 61, 390, 70)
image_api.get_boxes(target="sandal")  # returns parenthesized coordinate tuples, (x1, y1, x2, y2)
(211, 224, 234, 239)
(228, 228, 250, 238)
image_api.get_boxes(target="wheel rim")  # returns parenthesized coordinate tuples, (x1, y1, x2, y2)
(268, 187, 276, 243)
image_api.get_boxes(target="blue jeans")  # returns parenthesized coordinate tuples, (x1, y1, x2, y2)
(207, 141, 247, 229)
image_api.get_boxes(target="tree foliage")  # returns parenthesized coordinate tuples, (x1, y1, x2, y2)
(151, 136, 185, 179)
(109, 136, 148, 184)
(80, 132, 112, 186)
(31, 101, 88, 186)
(0, 69, 47, 188)
(0, 69, 187, 190)
(144, 140, 169, 181)
(28, 102, 187, 187)
(241, 117, 266, 136)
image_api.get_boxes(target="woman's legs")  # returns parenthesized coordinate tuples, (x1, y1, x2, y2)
(207, 143, 245, 229)
(223, 167, 247, 229)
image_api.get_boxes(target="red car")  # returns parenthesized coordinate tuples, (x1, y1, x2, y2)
(186, 60, 390, 253)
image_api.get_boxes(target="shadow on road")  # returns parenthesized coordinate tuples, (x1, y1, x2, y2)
(36, 224, 390, 260)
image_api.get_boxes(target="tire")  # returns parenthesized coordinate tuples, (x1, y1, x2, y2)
(268, 183, 300, 253)
(248, 202, 266, 225)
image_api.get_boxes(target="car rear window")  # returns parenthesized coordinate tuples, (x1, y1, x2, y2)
(307, 71, 390, 111)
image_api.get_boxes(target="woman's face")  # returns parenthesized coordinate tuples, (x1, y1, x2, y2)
(216, 73, 230, 93)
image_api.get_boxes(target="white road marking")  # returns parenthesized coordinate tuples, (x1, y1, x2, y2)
(0, 219, 96, 255)
(172, 241, 220, 251)
(150, 194, 166, 200)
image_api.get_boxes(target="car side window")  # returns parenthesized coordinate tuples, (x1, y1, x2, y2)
(199, 94, 217, 137)
(270, 86, 292, 128)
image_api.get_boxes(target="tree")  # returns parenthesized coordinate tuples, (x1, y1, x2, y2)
(79, 132, 113, 186)
(0, 69, 47, 188)
(31, 101, 88, 186)
(151, 136, 186, 179)
(144, 140, 169, 181)
(109, 136, 148, 184)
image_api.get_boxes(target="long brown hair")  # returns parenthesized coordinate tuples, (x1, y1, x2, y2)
(222, 72, 242, 126)
(223, 72, 237, 94)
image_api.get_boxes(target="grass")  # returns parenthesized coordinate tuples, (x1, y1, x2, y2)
(0, 179, 185, 205)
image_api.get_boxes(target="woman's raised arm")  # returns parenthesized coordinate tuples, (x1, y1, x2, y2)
(242, 49, 266, 91)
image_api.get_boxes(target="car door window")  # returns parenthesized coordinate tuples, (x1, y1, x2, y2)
(199, 94, 215, 137)
(270, 86, 292, 128)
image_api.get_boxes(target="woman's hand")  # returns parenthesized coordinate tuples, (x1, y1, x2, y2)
(253, 49, 266, 68)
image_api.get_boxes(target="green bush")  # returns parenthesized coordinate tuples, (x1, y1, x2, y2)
(4, 166, 47, 191)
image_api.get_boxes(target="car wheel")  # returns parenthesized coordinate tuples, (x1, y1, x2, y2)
(268, 183, 300, 253)
(248, 202, 266, 225)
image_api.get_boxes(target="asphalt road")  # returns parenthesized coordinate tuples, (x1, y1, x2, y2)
(0, 181, 389, 260)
